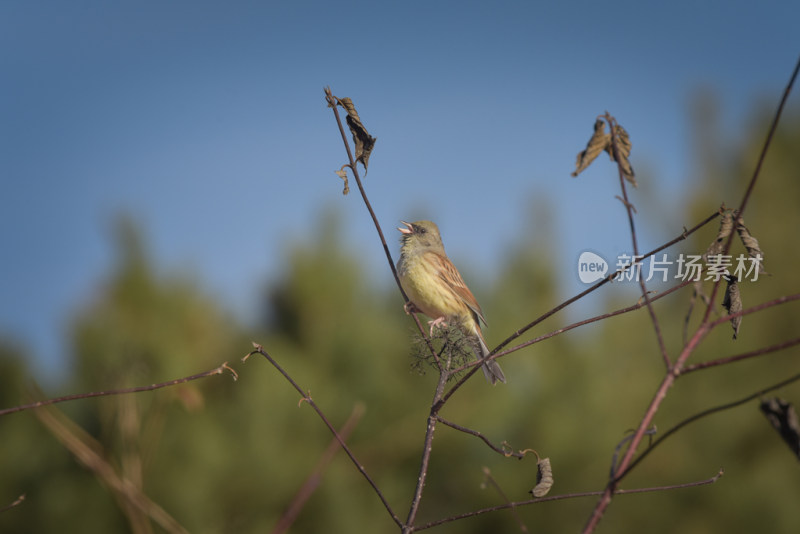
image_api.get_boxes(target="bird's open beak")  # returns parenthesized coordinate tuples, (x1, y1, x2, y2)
(398, 221, 414, 235)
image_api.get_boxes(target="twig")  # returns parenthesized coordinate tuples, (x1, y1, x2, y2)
(0, 494, 25, 514)
(403, 367, 450, 533)
(436, 416, 528, 459)
(609, 427, 657, 480)
(271, 403, 366, 534)
(683, 280, 711, 347)
(681, 336, 800, 374)
(0, 362, 237, 418)
(621, 373, 800, 477)
(491, 210, 720, 357)
(707, 293, 800, 330)
(444, 280, 693, 391)
(606, 112, 670, 369)
(246, 344, 402, 528)
(500, 279, 691, 356)
(415, 469, 723, 531)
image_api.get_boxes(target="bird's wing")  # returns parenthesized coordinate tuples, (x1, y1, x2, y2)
(425, 250, 488, 326)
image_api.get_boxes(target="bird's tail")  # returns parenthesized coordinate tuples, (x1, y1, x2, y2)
(475, 333, 506, 385)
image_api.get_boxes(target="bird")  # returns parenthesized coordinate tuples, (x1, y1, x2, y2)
(396, 220, 506, 384)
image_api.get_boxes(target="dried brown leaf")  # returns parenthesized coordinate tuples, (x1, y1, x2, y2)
(338, 97, 377, 173)
(572, 119, 610, 177)
(610, 125, 637, 187)
(760, 397, 800, 460)
(334, 168, 349, 195)
(572, 119, 636, 186)
(722, 276, 742, 339)
(704, 210, 734, 260)
(530, 457, 553, 497)
(734, 211, 767, 275)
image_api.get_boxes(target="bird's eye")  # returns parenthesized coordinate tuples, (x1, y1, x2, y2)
(417, 226, 426, 234)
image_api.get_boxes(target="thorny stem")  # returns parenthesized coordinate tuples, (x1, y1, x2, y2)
(248, 345, 403, 528)
(606, 111, 670, 369)
(582, 55, 800, 533)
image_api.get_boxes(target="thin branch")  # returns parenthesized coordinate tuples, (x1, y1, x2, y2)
(0, 494, 25, 514)
(246, 344, 402, 528)
(621, 373, 800, 477)
(444, 280, 693, 386)
(707, 292, 800, 330)
(324, 88, 401, 295)
(681, 336, 800, 374)
(606, 112, 670, 369)
(683, 280, 711, 347)
(403, 367, 450, 533)
(435, 416, 528, 459)
(414, 469, 723, 531)
(495, 280, 691, 359)
(610, 427, 657, 480)
(271, 403, 366, 534)
(0, 362, 237, 418)
(492, 209, 719, 357)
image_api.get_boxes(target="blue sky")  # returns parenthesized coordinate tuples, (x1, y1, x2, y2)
(1, 1, 797, 380)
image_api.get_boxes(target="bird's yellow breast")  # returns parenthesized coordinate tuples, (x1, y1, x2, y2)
(398, 251, 461, 321)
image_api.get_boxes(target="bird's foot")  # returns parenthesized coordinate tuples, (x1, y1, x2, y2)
(427, 316, 448, 336)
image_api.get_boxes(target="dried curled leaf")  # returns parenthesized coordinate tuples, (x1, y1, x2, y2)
(705, 210, 734, 260)
(572, 119, 609, 177)
(338, 97, 377, 173)
(530, 457, 553, 497)
(571, 118, 636, 186)
(334, 168, 349, 195)
(611, 125, 637, 187)
(722, 275, 742, 339)
(760, 398, 800, 460)
(734, 211, 766, 275)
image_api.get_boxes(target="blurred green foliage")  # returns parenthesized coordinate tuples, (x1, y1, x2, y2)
(1, 106, 799, 533)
